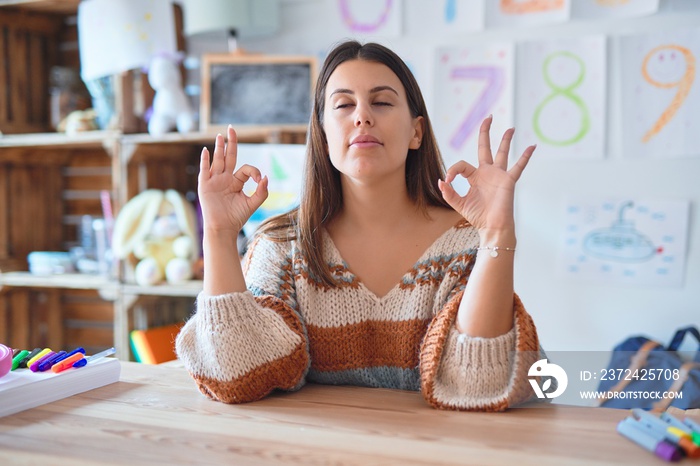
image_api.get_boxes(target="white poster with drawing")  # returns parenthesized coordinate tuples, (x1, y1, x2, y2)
(571, 0, 659, 20)
(619, 28, 700, 158)
(332, 0, 402, 37)
(485, 0, 570, 28)
(516, 35, 607, 159)
(404, 0, 483, 35)
(238, 144, 306, 237)
(433, 43, 514, 194)
(560, 198, 690, 287)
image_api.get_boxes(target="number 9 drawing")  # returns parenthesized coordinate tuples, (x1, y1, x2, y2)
(641, 45, 696, 143)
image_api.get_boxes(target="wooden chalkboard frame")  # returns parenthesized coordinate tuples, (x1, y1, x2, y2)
(200, 54, 317, 133)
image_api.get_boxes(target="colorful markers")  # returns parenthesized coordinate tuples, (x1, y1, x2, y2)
(620, 410, 700, 462)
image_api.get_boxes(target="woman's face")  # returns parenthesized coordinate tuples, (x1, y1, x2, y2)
(322, 59, 423, 185)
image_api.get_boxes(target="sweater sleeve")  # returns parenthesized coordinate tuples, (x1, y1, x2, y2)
(419, 290, 540, 411)
(175, 235, 309, 404)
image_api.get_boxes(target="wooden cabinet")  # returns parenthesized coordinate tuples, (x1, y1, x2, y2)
(0, 128, 305, 359)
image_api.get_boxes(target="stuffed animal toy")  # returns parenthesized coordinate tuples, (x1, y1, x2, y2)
(147, 56, 195, 136)
(112, 189, 199, 286)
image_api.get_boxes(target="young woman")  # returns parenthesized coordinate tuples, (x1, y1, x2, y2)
(176, 40, 541, 411)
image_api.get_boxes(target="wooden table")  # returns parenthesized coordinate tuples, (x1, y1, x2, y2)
(0, 362, 680, 465)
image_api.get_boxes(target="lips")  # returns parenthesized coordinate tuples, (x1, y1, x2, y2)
(350, 134, 382, 146)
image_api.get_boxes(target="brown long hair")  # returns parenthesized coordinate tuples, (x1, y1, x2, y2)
(258, 40, 450, 285)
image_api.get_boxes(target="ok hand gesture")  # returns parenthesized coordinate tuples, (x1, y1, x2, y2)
(198, 126, 268, 234)
(438, 115, 535, 235)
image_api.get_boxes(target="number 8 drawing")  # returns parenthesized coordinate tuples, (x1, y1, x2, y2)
(533, 51, 590, 147)
(641, 45, 696, 143)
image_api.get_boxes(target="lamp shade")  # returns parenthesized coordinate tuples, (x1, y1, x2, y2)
(180, 0, 279, 38)
(78, 0, 177, 81)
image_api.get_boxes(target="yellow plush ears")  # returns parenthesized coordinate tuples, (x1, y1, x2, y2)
(112, 190, 165, 260)
(164, 189, 200, 261)
(111, 189, 199, 261)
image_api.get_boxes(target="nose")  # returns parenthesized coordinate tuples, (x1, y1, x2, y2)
(354, 103, 373, 127)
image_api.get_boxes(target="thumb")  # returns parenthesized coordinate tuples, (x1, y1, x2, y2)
(438, 179, 463, 211)
(248, 176, 269, 212)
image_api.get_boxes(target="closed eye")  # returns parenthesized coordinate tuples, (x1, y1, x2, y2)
(334, 103, 354, 109)
(373, 102, 392, 106)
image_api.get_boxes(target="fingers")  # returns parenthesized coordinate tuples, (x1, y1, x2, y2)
(224, 125, 238, 174)
(210, 133, 226, 174)
(437, 179, 463, 212)
(247, 176, 269, 212)
(509, 144, 537, 181)
(494, 127, 515, 170)
(444, 160, 477, 184)
(232, 164, 263, 191)
(198, 147, 210, 183)
(477, 115, 494, 165)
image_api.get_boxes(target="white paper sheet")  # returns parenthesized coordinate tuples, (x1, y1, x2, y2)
(404, 0, 483, 35)
(560, 197, 690, 287)
(516, 35, 607, 159)
(433, 43, 514, 194)
(333, 0, 402, 37)
(485, 0, 571, 28)
(572, 0, 659, 20)
(619, 28, 700, 158)
(238, 144, 306, 237)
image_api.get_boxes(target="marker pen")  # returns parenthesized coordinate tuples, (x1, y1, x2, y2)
(38, 351, 66, 372)
(659, 412, 693, 437)
(617, 417, 682, 462)
(11, 349, 30, 371)
(29, 351, 56, 372)
(51, 347, 85, 366)
(18, 348, 42, 368)
(26, 348, 51, 368)
(51, 353, 84, 373)
(0, 344, 11, 378)
(73, 347, 115, 368)
(683, 418, 700, 447)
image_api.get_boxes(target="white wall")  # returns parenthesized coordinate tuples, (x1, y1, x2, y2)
(193, 0, 700, 351)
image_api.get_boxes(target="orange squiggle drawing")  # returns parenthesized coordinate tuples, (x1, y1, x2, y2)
(641, 45, 695, 143)
(500, 0, 564, 14)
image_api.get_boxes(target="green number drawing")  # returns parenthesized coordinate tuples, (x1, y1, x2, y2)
(533, 51, 591, 146)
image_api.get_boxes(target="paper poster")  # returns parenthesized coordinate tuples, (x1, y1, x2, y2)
(78, 0, 177, 81)
(433, 43, 514, 194)
(560, 198, 690, 287)
(334, 0, 402, 37)
(404, 0, 483, 35)
(516, 36, 607, 159)
(485, 0, 570, 28)
(620, 28, 700, 158)
(238, 144, 306, 237)
(571, 0, 659, 20)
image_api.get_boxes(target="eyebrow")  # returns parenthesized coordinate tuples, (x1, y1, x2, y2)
(329, 85, 399, 98)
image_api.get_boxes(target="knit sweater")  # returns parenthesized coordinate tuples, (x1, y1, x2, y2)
(175, 219, 541, 411)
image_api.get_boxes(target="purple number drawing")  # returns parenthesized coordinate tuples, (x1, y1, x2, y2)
(338, 0, 393, 33)
(449, 66, 505, 150)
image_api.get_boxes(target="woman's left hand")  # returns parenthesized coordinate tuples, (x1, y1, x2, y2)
(438, 115, 536, 235)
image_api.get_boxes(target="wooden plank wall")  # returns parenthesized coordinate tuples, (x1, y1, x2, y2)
(0, 9, 64, 134)
(0, 147, 114, 351)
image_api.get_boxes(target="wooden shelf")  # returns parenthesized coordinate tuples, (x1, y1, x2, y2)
(122, 280, 203, 298)
(0, 0, 81, 15)
(0, 271, 118, 292)
(0, 130, 120, 149)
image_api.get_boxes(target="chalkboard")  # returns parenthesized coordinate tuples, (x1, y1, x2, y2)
(200, 54, 317, 133)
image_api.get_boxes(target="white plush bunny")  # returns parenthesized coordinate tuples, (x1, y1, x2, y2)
(112, 189, 199, 286)
(147, 56, 195, 136)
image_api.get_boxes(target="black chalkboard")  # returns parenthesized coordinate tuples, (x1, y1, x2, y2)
(201, 55, 316, 132)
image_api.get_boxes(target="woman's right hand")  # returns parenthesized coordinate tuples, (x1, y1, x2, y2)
(198, 125, 268, 234)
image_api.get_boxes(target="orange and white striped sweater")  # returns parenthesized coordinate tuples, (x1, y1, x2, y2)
(176, 220, 541, 411)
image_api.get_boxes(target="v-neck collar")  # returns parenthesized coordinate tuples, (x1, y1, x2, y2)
(321, 219, 469, 302)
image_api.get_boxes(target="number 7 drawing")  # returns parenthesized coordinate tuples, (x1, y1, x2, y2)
(449, 66, 505, 150)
